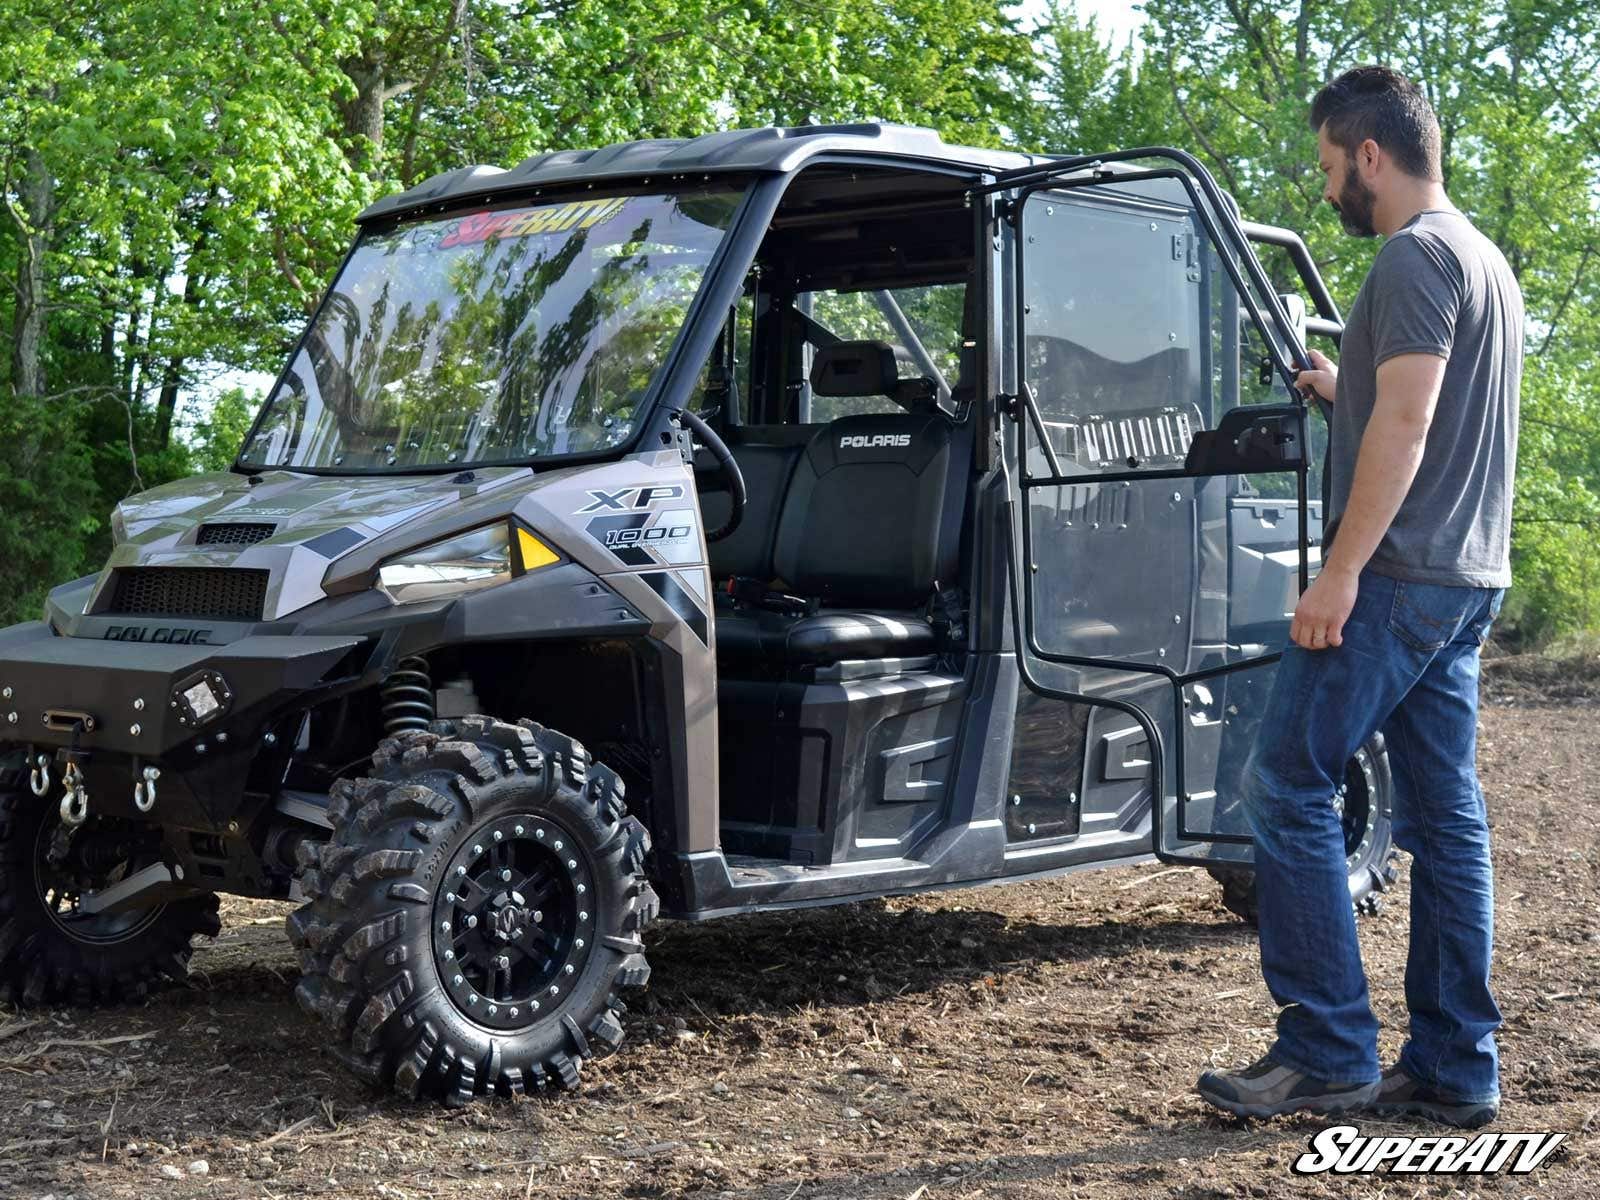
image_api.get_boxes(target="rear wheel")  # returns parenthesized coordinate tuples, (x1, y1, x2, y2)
(1209, 736, 1399, 925)
(0, 769, 221, 1005)
(288, 717, 656, 1104)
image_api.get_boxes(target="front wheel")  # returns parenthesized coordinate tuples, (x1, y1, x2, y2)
(288, 717, 657, 1104)
(0, 769, 220, 1005)
(1209, 736, 1399, 925)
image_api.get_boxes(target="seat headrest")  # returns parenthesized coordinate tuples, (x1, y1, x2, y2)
(811, 340, 905, 397)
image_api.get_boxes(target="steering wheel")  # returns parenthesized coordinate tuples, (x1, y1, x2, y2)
(673, 408, 745, 542)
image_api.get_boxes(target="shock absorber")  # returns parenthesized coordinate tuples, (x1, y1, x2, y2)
(381, 655, 435, 734)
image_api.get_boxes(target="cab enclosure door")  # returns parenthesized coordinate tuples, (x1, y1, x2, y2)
(997, 152, 1318, 868)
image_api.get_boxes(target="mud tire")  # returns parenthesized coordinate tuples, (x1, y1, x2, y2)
(0, 769, 221, 1006)
(287, 717, 656, 1104)
(1208, 735, 1400, 926)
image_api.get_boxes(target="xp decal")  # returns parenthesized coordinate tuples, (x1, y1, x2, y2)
(576, 485, 687, 514)
(1292, 1126, 1566, 1176)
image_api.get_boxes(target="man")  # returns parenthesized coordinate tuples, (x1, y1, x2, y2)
(1195, 65, 1522, 1129)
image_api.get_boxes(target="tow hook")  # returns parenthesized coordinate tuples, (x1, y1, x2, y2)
(29, 754, 51, 797)
(59, 760, 90, 827)
(133, 765, 160, 814)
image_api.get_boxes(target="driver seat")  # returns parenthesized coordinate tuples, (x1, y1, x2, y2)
(715, 341, 964, 670)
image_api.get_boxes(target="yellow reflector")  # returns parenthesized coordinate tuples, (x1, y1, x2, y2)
(516, 528, 560, 572)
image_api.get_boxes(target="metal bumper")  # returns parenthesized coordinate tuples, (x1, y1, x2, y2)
(0, 621, 364, 758)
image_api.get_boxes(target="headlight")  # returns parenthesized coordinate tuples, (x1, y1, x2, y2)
(376, 522, 563, 605)
(378, 523, 513, 605)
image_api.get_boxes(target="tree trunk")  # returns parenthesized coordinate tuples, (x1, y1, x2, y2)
(339, 48, 388, 174)
(7, 147, 53, 399)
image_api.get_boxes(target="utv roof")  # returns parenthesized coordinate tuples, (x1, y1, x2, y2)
(357, 122, 1044, 224)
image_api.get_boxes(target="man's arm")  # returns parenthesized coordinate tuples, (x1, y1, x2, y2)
(1289, 352, 1447, 649)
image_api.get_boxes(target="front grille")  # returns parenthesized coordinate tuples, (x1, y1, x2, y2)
(197, 522, 275, 547)
(108, 568, 269, 622)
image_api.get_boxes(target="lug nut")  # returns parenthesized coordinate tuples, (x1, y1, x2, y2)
(492, 831, 503, 842)
(465, 915, 477, 929)
(501, 869, 512, 882)
(514, 825, 525, 836)
(444, 950, 454, 961)
(564, 964, 575, 975)
(453, 974, 464, 986)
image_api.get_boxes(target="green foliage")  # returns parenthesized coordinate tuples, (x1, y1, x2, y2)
(0, 0, 1597, 641)
(0, 397, 96, 626)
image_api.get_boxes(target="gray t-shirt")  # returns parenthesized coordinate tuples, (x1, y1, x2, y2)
(1324, 209, 1522, 588)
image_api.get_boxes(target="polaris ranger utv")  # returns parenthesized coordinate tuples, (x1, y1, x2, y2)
(0, 124, 1394, 1104)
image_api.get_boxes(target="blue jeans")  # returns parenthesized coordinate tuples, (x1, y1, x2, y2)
(1242, 567, 1504, 1102)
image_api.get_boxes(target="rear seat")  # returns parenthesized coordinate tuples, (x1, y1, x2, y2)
(714, 340, 969, 671)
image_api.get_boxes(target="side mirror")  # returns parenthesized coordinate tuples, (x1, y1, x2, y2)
(1277, 292, 1308, 349)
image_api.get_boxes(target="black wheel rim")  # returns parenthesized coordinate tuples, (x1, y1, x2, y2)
(1334, 747, 1379, 869)
(431, 814, 595, 1031)
(32, 819, 166, 946)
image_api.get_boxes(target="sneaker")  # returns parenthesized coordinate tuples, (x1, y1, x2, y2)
(1197, 1054, 1380, 1119)
(1368, 1064, 1499, 1128)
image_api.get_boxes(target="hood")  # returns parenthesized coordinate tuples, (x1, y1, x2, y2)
(113, 468, 532, 548)
(94, 468, 535, 623)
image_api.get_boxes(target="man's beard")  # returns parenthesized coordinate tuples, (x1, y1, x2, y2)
(1330, 161, 1379, 237)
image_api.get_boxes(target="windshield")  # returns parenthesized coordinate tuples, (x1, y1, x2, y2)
(239, 187, 744, 471)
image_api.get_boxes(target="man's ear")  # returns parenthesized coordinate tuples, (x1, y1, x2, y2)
(1357, 138, 1382, 178)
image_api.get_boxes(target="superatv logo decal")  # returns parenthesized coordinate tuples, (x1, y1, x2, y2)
(438, 198, 628, 249)
(1292, 1126, 1565, 1176)
(840, 433, 911, 449)
(576, 485, 685, 513)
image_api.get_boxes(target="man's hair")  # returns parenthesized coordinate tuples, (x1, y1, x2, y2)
(1309, 65, 1442, 181)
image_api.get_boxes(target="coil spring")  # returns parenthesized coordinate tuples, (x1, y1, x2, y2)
(381, 656, 436, 734)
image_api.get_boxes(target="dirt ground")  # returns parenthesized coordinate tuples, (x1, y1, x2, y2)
(0, 673, 1595, 1199)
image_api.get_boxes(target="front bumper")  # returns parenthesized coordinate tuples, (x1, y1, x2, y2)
(0, 621, 364, 757)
